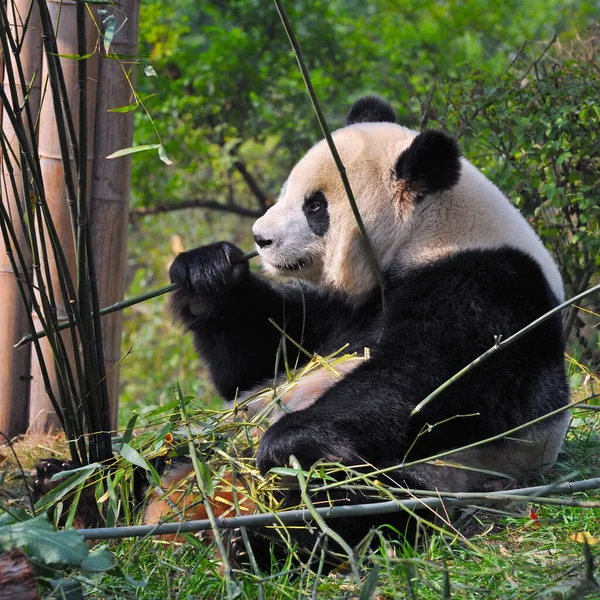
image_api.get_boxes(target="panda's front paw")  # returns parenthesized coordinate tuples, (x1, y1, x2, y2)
(169, 242, 249, 300)
(256, 417, 359, 474)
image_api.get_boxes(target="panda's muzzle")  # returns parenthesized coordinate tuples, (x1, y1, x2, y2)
(278, 256, 312, 271)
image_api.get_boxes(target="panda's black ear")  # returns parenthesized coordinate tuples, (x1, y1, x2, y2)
(345, 96, 396, 126)
(395, 130, 461, 196)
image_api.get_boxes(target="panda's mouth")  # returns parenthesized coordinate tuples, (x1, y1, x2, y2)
(272, 256, 312, 272)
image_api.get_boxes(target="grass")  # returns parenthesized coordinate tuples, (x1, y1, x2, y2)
(2, 371, 599, 599)
(89, 408, 600, 599)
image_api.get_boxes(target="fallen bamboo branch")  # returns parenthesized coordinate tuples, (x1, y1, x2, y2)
(78, 477, 600, 541)
(15, 250, 259, 349)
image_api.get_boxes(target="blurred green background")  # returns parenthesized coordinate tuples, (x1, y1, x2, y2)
(120, 0, 600, 425)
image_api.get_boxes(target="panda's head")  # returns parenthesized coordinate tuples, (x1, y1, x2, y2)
(252, 96, 562, 299)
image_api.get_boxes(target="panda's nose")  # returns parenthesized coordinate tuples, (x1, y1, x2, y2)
(253, 234, 273, 249)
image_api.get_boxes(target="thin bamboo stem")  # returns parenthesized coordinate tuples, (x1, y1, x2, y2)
(272, 0, 386, 311)
(0, 7, 79, 455)
(15, 250, 259, 348)
(78, 476, 600, 541)
(411, 283, 600, 416)
(75, 0, 111, 461)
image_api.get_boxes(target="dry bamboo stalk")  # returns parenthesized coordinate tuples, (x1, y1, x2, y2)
(90, 0, 140, 430)
(28, 0, 99, 432)
(0, 0, 42, 437)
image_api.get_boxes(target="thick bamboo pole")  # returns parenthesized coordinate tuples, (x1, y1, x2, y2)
(0, 0, 42, 438)
(29, 0, 98, 432)
(90, 0, 140, 430)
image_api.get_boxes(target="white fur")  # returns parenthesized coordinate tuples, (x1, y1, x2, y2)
(253, 122, 564, 301)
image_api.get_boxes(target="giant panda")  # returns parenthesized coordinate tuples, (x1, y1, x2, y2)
(149, 96, 569, 569)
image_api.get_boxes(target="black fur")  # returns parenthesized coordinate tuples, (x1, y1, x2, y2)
(302, 191, 329, 236)
(170, 243, 568, 568)
(345, 95, 397, 126)
(396, 130, 461, 196)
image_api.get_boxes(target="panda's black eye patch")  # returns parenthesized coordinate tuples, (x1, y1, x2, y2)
(303, 191, 329, 237)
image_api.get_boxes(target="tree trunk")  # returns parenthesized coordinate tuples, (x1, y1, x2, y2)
(0, 0, 42, 437)
(90, 0, 141, 429)
(0, 549, 40, 600)
(28, 0, 99, 432)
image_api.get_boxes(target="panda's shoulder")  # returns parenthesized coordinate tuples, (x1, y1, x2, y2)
(389, 247, 559, 315)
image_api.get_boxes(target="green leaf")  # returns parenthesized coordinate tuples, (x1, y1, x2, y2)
(0, 515, 88, 566)
(158, 144, 173, 166)
(81, 545, 116, 572)
(119, 442, 149, 470)
(49, 462, 103, 482)
(49, 578, 83, 600)
(55, 53, 94, 60)
(195, 458, 214, 497)
(270, 467, 306, 477)
(103, 14, 116, 54)
(106, 144, 160, 159)
(144, 64, 157, 77)
(359, 564, 381, 600)
(36, 464, 101, 512)
(108, 103, 139, 113)
(121, 414, 138, 446)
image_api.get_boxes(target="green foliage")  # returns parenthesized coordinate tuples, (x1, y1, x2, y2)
(0, 511, 121, 598)
(131, 0, 598, 209)
(433, 45, 599, 351)
(121, 8, 600, 415)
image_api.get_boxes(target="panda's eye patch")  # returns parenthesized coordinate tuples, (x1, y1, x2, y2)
(304, 191, 326, 211)
(302, 191, 329, 237)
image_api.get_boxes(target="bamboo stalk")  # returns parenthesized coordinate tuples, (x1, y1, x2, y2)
(90, 0, 140, 431)
(29, 0, 99, 434)
(0, 0, 85, 461)
(272, 0, 386, 310)
(15, 250, 259, 348)
(78, 476, 600, 541)
(0, 0, 42, 438)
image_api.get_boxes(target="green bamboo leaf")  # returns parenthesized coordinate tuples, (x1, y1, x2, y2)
(49, 462, 103, 482)
(105, 144, 160, 159)
(270, 467, 305, 477)
(144, 64, 157, 77)
(103, 15, 116, 53)
(158, 144, 173, 166)
(55, 53, 94, 60)
(196, 458, 214, 498)
(107, 103, 138, 113)
(35, 464, 101, 512)
(121, 414, 138, 446)
(119, 442, 149, 470)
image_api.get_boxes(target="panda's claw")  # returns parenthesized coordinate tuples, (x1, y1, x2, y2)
(226, 527, 251, 569)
